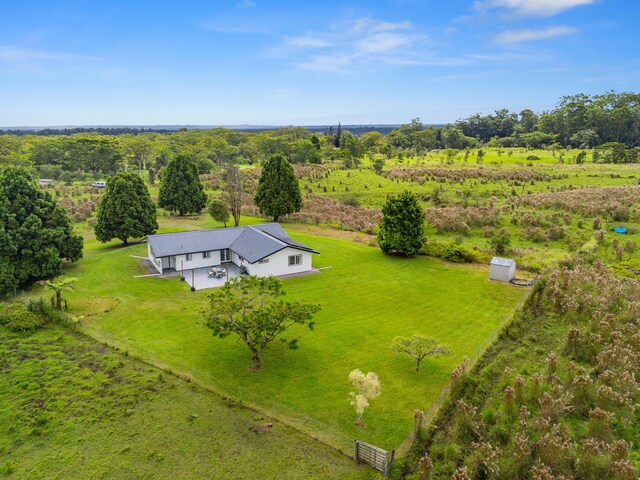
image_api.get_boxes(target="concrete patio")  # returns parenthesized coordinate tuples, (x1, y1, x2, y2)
(182, 264, 242, 290)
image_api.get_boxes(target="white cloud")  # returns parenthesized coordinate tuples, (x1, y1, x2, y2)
(355, 32, 414, 54)
(494, 25, 578, 43)
(475, 0, 594, 17)
(276, 18, 429, 73)
(349, 18, 412, 34)
(285, 36, 333, 48)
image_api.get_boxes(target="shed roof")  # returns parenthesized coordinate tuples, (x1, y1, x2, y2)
(490, 257, 516, 267)
(147, 223, 318, 264)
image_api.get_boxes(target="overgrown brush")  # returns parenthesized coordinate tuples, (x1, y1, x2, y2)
(399, 261, 639, 479)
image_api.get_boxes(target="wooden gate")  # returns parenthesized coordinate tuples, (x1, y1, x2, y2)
(354, 440, 394, 476)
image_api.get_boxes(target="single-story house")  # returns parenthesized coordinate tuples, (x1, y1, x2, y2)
(489, 257, 516, 282)
(39, 178, 55, 187)
(147, 223, 319, 277)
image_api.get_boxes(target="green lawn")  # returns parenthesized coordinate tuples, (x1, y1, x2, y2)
(53, 223, 525, 451)
(0, 325, 369, 480)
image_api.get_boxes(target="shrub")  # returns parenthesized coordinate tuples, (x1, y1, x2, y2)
(488, 229, 511, 255)
(422, 240, 477, 263)
(340, 195, 361, 208)
(0, 303, 47, 333)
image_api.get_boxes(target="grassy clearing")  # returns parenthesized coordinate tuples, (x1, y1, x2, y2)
(0, 325, 370, 480)
(40, 221, 526, 451)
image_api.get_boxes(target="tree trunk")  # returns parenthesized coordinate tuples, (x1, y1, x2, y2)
(273, 214, 279, 222)
(123, 238, 129, 246)
(252, 352, 261, 370)
(416, 359, 421, 372)
(56, 292, 62, 310)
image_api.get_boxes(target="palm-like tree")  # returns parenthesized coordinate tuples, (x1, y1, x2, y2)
(42, 276, 78, 310)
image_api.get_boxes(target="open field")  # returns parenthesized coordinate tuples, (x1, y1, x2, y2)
(23, 219, 527, 452)
(0, 325, 370, 480)
(7, 146, 640, 478)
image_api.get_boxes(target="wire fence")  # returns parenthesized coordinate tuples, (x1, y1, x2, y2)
(80, 328, 356, 455)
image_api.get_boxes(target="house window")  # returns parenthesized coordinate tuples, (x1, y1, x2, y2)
(220, 249, 231, 262)
(203, 251, 211, 259)
(288, 254, 302, 266)
(186, 253, 192, 261)
(258, 258, 269, 264)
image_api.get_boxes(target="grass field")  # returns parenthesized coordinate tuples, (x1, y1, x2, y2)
(0, 325, 370, 480)
(35, 220, 527, 451)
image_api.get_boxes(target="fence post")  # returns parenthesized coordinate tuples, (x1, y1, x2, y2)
(354, 440, 359, 463)
(386, 450, 395, 476)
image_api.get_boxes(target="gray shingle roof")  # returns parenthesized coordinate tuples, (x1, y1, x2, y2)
(490, 257, 516, 267)
(147, 223, 318, 263)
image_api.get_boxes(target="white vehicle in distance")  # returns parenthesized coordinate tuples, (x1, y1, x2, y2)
(91, 181, 107, 188)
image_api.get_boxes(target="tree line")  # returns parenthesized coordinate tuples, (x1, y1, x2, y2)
(0, 152, 302, 294)
(1, 91, 639, 180)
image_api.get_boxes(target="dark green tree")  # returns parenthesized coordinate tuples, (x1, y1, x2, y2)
(208, 198, 231, 227)
(158, 155, 207, 215)
(95, 172, 158, 245)
(254, 154, 302, 222)
(335, 123, 343, 147)
(0, 166, 83, 294)
(377, 190, 425, 256)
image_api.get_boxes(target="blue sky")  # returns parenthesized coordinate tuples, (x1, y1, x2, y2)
(0, 0, 637, 126)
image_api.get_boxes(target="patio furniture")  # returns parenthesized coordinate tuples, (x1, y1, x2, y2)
(208, 267, 226, 278)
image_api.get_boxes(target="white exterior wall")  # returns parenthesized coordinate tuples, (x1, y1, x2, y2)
(148, 244, 163, 273)
(246, 248, 313, 277)
(490, 263, 515, 282)
(173, 250, 222, 272)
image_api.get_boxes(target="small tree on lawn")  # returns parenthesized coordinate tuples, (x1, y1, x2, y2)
(391, 335, 451, 372)
(158, 155, 207, 215)
(254, 154, 302, 222)
(208, 198, 231, 227)
(42, 276, 78, 310)
(203, 275, 320, 370)
(95, 172, 158, 245)
(378, 190, 425, 256)
(349, 369, 381, 427)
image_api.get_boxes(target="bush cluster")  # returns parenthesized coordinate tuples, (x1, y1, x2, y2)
(0, 303, 47, 334)
(422, 240, 477, 263)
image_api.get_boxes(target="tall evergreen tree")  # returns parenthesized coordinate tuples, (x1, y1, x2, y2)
(254, 154, 301, 222)
(158, 155, 207, 215)
(377, 190, 425, 256)
(335, 122, 343, 148)
(0, 166, 83, 294)
(95, 172, 158, 245)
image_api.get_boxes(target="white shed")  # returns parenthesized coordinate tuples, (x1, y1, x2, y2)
(489, 257, 516, 282)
